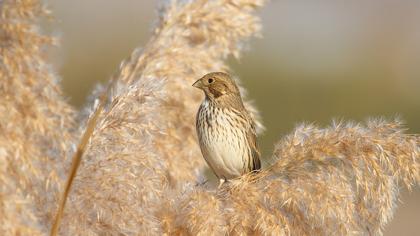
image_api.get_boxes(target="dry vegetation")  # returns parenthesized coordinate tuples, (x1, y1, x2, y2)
(0, 1, 75, 235)
(0, 0, 418, 235)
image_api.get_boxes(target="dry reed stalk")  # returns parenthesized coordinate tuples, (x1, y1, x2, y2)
(160, 119, 418, 235)
(50, 75, 120, 236)
(58, 0, 265, 235)
(0, 0, 75, 235)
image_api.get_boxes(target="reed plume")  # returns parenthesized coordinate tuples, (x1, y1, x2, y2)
(0, 0, 75, 235)
(160, 119, 418, 235)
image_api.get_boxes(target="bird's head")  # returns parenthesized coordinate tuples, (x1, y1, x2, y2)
(192, 72, 240, 101)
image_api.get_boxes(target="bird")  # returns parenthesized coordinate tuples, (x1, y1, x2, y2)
(193, 72, 261, 187)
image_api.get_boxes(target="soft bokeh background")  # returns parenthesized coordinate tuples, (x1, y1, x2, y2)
(48, 0, 419, 235)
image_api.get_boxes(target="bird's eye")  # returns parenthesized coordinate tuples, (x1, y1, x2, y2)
(208, 78, 214, 83)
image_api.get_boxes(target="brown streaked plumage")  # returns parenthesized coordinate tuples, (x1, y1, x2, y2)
(193, 72, 261, 186)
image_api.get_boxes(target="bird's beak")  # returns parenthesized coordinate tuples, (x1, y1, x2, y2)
(192, 79, 204, 89)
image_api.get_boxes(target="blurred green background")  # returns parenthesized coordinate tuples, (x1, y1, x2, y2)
(48, 0, 419, 235)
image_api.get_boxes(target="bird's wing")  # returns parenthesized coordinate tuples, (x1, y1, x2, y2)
(246, 120, 261, 172)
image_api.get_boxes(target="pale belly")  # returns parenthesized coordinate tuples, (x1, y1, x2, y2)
(197, 107, 248, 179)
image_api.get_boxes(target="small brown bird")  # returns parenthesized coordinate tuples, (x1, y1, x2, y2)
(193, 72, 261, 187)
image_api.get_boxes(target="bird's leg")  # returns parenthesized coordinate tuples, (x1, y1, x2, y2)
(218, 178, 226, 188)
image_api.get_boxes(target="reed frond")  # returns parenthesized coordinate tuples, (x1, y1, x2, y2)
(0, 0, 75, 234)
(161, 119, 418, 235)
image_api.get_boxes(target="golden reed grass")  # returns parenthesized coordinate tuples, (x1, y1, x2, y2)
(1, 0, 418, 235)
(0, 0, 75, 235)
(50, 74, 120, 236)
(158, 119, 419, 235)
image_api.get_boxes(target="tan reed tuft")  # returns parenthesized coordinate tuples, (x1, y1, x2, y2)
(161, 119, 419, 235)
(0, 0, 75, 235)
